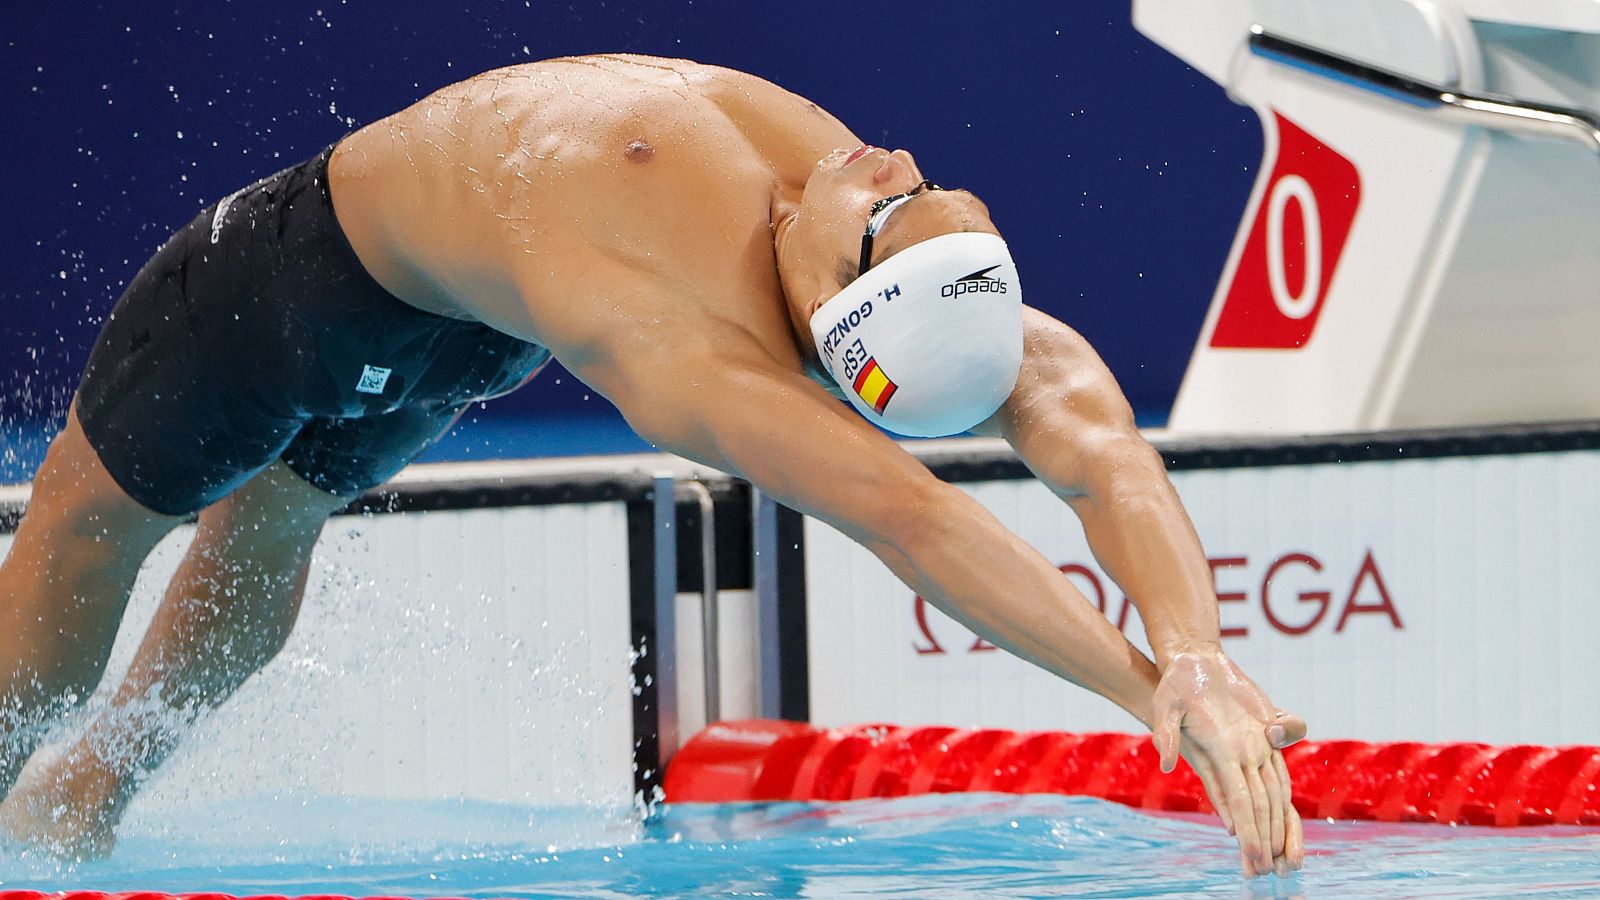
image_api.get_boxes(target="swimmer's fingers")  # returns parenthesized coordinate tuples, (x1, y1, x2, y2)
(1272, 810, 1301, 878)
(1273, 751, 1305, 873)
(1219, 762, 1267, 876)
(1278, 802, 1305, 877)
(1243, 763, 1273, 876)
(1265, 758, 1285, 862)
(1184, 745, 1234, 835)
(1284, 801, 1305, 873)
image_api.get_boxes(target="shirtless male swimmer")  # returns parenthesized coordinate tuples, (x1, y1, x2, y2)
(0, 55, 1307, 875)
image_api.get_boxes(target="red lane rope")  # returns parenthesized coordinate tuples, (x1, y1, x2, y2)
(664, 720, 1600, 827)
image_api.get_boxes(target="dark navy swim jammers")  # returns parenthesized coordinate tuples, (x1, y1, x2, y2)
(76, 143, 549, 515)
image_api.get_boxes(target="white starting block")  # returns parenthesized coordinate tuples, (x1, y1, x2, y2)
(1135, 0, 1600, 434)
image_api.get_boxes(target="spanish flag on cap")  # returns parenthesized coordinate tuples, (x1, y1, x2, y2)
(852, 357, 898, 414)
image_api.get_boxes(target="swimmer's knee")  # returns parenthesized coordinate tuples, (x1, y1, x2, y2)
(191, 466, 341, 562)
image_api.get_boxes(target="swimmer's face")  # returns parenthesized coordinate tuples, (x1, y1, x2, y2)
(774, 146, 999, 356)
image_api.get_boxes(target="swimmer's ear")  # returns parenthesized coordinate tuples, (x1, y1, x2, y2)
(792, 291, 835, 358)
(799, 292, 830, 323)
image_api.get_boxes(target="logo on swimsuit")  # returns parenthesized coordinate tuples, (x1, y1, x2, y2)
(940, 266, 1008, 299)
(210, 187, 247, 245)
(356, 364, 393, 395)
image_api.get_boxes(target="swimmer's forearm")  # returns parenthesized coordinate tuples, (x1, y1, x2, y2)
(1062, 439, 1223, 668)
(875, 484, 1161, 726)
(993, 311, 1221, 669)
(627, 356, 1159, 720)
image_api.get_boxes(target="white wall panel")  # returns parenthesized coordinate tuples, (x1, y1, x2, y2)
(806, 451, 1600, 745)
(6, 502, 634, 813)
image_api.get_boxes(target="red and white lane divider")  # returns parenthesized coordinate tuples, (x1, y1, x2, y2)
(664, 720, 1600, 828)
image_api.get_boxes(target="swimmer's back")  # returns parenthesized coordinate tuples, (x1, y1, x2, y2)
(328, 55, 856, 364)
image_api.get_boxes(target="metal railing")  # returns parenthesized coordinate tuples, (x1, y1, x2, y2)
(1248, 26, 1600, 154)
(649, 475, 724, 765)
(678, 480, 721, 725)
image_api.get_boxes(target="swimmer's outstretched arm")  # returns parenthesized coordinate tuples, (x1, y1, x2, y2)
(582, 320, 1291, 877)
(971, 306, 1306, 876)
(605, 346, 1167, 733)
(603, 343, 1305, 876)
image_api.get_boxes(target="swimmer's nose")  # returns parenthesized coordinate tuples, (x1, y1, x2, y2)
(873, 150, 920, 186)
(890, 148, 921, 177)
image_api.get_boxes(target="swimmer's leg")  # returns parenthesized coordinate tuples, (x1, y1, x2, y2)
(0, 459, 345, 856)
(0, 404, 184, 800)
(107, 457, 348, 744)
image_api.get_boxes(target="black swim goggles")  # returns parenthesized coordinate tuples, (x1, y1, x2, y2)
(858, 179, 945, 278)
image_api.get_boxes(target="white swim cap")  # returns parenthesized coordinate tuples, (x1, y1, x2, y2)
(809, 232, 1023, 437)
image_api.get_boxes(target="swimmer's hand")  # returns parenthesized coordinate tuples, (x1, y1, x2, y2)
(0, 748, 120, 861)
(1150, 650, 1306, 879)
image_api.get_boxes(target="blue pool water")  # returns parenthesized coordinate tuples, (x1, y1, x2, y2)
(2, 793, 1596, 898)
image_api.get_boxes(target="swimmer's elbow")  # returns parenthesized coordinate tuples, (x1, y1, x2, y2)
(848, 476, 967, 556)
(747, 449, 950, 553)
(1058, 430, 1171, 520)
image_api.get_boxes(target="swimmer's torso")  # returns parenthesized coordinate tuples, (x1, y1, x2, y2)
(328, 55, 859, 394)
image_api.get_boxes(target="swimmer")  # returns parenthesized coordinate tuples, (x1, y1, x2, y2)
(0, 55, 1306, 874)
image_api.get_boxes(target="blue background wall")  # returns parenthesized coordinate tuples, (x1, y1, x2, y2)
(0, 1, 1260, 463)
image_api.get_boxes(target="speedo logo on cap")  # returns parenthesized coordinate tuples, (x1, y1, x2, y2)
(941, 265, 1009, 299)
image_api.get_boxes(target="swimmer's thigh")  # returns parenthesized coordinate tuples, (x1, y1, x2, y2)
(0, 403, 186, 708)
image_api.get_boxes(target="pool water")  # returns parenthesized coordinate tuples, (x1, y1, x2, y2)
(2, 792, 1596, 898)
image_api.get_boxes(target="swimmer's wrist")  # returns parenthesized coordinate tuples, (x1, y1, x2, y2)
(1149, 635, 1223, 670)
(1108, 658, 1161, 732)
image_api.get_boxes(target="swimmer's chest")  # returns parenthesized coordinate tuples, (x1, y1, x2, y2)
(476, 136, 800, 363)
